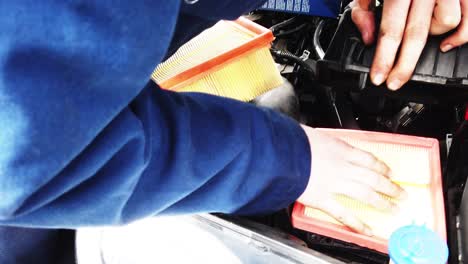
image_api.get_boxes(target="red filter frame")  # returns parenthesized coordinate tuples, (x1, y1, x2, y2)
(155, 17, 274, 91)
(291, 129, 446, 254)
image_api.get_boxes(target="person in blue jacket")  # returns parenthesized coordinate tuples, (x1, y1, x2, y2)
(0, 0, 466, 263)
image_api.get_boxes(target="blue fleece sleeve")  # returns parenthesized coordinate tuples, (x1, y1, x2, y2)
(0, 1, 311, 228)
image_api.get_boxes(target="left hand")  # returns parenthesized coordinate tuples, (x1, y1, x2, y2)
(351, 0, 468, 91)
(297, 126, 406, 235)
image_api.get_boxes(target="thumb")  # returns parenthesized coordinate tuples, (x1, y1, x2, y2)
(351, 0, 377, 45)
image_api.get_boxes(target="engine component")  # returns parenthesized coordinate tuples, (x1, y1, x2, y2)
(388, 225, 448, 264)
(388, 103, 425, 132)
(316, 8, 468, 103)
(259, 0, 341, 18)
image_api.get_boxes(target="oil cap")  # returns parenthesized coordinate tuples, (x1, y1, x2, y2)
(389, 225, 448, 264)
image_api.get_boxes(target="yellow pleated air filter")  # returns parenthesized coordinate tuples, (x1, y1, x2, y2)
(151, 17, 283, 102)
(292, 129, 446, 254)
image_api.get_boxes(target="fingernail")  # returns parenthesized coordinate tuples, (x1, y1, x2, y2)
(387, 79, 402, 91)
(441, 44, 453, 53)
(372, 73, 385, 86)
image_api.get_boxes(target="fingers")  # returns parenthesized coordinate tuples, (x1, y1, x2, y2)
(441, 0, 468, 52)
(370, 0, 412, 86)
(345, 145, 391, 176)
(386, 0, 436, 90)
(430, 0, 461, 35)
(345, 165, 407, 199)
(319, 200, 373, 236)
(351, 0, 377, 44)
(336, 181, 397, 212)
(342, 145, 408, 199)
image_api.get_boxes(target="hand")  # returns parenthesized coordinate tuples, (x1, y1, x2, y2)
(351, 0, 468, 91)
(297, 126, 407, 235)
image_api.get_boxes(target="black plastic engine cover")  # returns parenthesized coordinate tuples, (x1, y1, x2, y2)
(317, 8, 468, 103)
(460, 182, 468, 262)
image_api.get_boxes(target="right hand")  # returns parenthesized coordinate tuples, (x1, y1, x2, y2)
(351, 0, 468, 91)
(298, 126, 407, 235)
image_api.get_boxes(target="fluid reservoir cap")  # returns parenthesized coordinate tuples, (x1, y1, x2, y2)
(389, 225, 448, 264)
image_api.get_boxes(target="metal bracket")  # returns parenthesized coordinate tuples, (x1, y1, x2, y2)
(300, 50, 311, 61)
(446, 134, 453, 155)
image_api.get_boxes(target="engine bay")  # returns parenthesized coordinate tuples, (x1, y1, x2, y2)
(237, 4, 468, 264)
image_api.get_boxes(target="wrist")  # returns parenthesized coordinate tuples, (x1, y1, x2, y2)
(297, 125, 314, 203)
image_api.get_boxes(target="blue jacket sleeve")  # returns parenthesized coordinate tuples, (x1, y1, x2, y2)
(0, 1, 311, 228)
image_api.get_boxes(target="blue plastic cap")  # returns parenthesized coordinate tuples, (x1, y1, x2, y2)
(389, 225, 448, 264)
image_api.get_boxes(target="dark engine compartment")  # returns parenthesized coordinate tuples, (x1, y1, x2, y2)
(234, 5, 468, 264)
